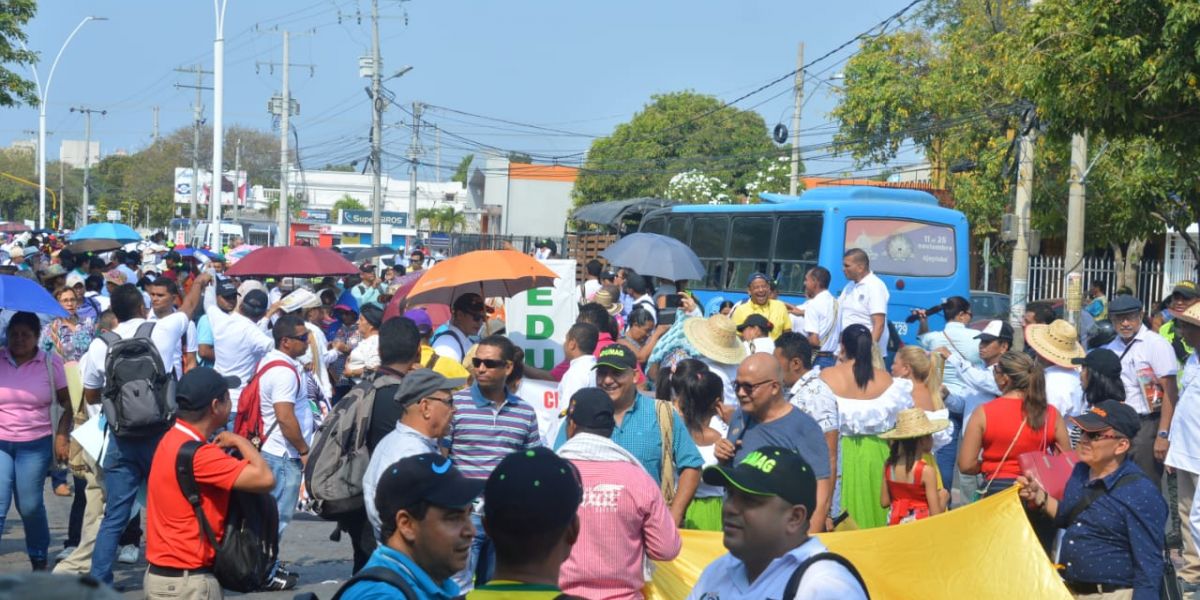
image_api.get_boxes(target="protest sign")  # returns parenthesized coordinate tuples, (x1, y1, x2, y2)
(505, 259, 578, 371)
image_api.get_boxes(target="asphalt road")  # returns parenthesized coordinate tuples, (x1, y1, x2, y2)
(0, 486, 359, 599)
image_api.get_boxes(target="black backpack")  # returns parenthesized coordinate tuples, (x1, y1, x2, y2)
(176, 441, 280, 592)
(99, 322, 177, 438)
(782, 551, 870, 599)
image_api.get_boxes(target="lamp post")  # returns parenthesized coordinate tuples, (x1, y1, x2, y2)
(209, 0, 230, 250)
(31, 15, 106, 231)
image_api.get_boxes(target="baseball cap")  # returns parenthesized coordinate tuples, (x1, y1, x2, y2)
(215, 278, 239, 298)
(1070, 399, 1141, 439)
(594, 344, 637, 371)
(65, 272, 85, 288)
(484, 447, 582, 535)
(702, 446, 817, 513)
(568, 388, 616, 430)
(1071, 349, 1122, 380)
(737, 313, 773, 333)
(375, 453, 483, 522)
(237, 279, 266, 299)
(975, 320, 1014, 342)
(1108, 294, 1142, 315)
(103, 270, 126, 286)
(240, 289, 269, 318)
(394, 369, 465, 407)
(1174, 281, 1200, 299)
(746, 272, 770, 287)
(176, 367, 240, 411)
(403, 308, 434, 335)
(359, 262, 375, 273)
(452, 293, 485, 314)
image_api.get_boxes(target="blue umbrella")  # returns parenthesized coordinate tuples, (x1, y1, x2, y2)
(176, 247, 222, 260)
(70, 222, 141, 243)
(0, 275, 67, 317)
(600, 232, 705, 282)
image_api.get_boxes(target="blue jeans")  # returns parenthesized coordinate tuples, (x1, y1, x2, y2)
(813, 355, 837, 369)
(264, 453, 302, 536)
(935, 411, 964, 493)
(91, 433, 160, 584)
(0, 436, 53, 563)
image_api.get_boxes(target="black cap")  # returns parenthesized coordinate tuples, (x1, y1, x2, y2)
(1072, 349, 1123, 380)
(594, 344, 637, 371)
(1174, 281, 1200, 299)
(1070, 400, 1141, 439)
(215, 278, 238, 298)
(375, 453, 483, 523)
(568, 388, 615, 430)
(395, 369, 465, 407)
(1108, 294, 1143, 315)
(702, 446, 817, 513)
(737, 313, 773, 333)
(176, 367, 240, 411)
(240, 289, 269, 318)
(452, 293, 485, 314)
(359, 262, 375, 273)
(484, 447, 582, 535)
(360, 303, 384, 328)
(975, 320, 1014, 342)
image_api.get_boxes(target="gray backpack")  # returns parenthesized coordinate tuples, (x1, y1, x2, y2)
(99, 322, 177, 438)
(304, 372, 402, 520)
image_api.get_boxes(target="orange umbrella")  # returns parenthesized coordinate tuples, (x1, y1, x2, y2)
(403, 249, 558, 306)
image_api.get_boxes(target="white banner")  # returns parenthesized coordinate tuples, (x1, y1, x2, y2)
(505, 258, 579, 372)
(515, 379, 563, 444)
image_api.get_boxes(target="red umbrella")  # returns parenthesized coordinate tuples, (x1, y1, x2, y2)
(225, 246, 357, 278)
(382, 271, 452, 328)
(0, 222, 30, 233)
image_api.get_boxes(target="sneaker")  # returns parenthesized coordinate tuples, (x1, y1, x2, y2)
(56, 546, 76, 561)
(263, 569, 298, 591)
(117, 544, 139, 564)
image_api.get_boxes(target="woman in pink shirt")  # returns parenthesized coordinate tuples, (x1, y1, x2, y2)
(0, 311, 70, 570)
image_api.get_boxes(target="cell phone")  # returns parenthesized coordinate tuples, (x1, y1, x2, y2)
(657, 307, 677, 326)
(663, 293, 683, 309)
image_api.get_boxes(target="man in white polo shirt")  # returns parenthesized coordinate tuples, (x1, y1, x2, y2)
(205, 287, 276, 422)
(838, 248, 889, 358)
(802, 266, 839, 369)
(1104, 294, 1179, 483)
(688, 446, 868, 600)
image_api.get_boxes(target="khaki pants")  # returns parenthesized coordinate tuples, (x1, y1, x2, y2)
(1179, 469, 1200, 584)
(1072, 590, 1132, 600)
(144, 569, 223, 600)
(52, 454, 103, 574)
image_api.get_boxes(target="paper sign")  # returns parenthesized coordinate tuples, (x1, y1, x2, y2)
(515, 379, 563, 443)
(505, 259, 579, 371)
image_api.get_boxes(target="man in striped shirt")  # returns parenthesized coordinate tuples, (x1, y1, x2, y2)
(449, 335, 541, 593)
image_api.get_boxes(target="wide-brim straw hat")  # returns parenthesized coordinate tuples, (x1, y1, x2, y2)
(879, 408, 951, 440)
(1177, 303, 1200, 328)
(684, 314, 747, 365)
(1026, 320, 1086, 368)
(593, 289, 622, 317)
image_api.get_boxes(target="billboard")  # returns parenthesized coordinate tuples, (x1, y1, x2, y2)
(338, 209, 407, 227)
(174, 168, 248, 206)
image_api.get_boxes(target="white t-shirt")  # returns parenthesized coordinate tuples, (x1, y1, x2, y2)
(686, 536, 867, 600)
(148, 310, 197, 379)
(81, 314, 191, 391)
(432, 324, 474, 363)
(582, 279, 601, 302)
(744, 336, 775, 356)
(346, 334, 380, 374)
(1043, 365, 1085, 420)
(256, 350, 313, 459)
(557, 354, 597, 409)
(838, 271, 890, 355)
(1167, 354, 1200, 474)
(701, 357, 740, 408)
(206, 306, 274, 411)
(804, 289, 840, 354)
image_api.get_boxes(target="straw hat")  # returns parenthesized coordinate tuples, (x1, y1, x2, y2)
(879, 408, 951, 440)
(593, 288, 622, 317)
(1025, 320, 1086, 368)
(684, 314, 747, 365)
(1177, 303, 1200, 328)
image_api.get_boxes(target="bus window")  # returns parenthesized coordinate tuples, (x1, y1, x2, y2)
(691, 215, 729, 289)
(773, 214, 822, 294)
(844, 218, 956, 277)
(729, 217, 772, 289)
(667, 216, 690, 244)
(641, 216, 666, 235)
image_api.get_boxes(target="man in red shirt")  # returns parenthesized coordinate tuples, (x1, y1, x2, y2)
(144, 367, 275, 598)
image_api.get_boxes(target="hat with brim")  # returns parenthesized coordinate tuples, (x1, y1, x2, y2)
(1025, 320, 1086, 368)
(1176, 303, 1200, 328)
(1174, 281, 1200, 299)
(684, 314, 747, 365)
(878, 408, 951, 440)
(1107, 294, 1142, 315)
(593, 289, 622, 317)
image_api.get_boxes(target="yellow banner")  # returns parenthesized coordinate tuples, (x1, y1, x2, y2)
(646, 486, 1070, 600)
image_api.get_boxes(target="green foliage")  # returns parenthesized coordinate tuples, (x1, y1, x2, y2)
(415, 205, 466, 232)
(323, 163, 357, 172)
(0, 0, 37, 108)
(574, 91, 779, 205)
(0, 148, 36, 221)
(451, 154, 473, 187)
(332, 194, 365, 213)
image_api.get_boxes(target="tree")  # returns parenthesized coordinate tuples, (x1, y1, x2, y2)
(415, 205, 466, 232)
(664, 170, 730, 204)
(0, 0, 37, 108)
(744, 155, 795, 198)
(451, 154, 473, 188)
(574, 91, 780, 205)
(323, 163, 356, 172)
(0, 147, 36, 221)
(332, 195, 365, 215)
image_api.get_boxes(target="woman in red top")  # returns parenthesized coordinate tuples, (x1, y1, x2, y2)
(958, 351, 1070, 553)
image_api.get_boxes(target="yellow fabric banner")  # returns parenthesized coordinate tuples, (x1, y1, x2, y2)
(646, 486, 1071, 600)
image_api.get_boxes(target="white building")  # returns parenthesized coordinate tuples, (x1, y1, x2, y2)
(466, 153, 578, 238)
(60, 140, 100, 169)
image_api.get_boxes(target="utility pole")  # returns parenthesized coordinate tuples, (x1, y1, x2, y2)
(788, 42, 805, 196)
(1009, 109, 1036, 339)
(370, 0, 384, 245)
(1064, 131, 1088, 330)
(175, 65, 212, 228)
(152, 106, 159, 142)
(260, 29, 313, 247)
(435, 125, 441, 183)
(233, 138, 241, 222)
(408, 102, 423, 231)
(70, 106, 105, 226)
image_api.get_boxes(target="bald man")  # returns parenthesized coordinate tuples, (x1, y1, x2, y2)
(715, 354, 834, 532)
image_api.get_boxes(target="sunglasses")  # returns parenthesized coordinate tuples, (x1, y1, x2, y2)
(424, 394, 454, 406)
(288, 332, 310, 343)
(462, 309, 485, 321)
(472, 357, 508, 370)
(733, 379, 774, 395)
(1082, 430, 1125, 442)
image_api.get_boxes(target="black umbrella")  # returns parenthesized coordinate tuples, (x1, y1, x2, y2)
(352, 246, 398, 263)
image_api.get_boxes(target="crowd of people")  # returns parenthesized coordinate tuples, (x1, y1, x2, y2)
(0, 229, 1189, 599)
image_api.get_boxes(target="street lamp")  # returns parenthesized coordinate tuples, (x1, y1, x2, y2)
(209, 0, 230, 250)
(30, 15, 107, 231)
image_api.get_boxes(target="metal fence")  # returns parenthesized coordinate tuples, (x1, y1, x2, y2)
(1028, 255, 1165, 308)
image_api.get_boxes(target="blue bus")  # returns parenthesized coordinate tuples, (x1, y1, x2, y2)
(637, 185, 970, 347)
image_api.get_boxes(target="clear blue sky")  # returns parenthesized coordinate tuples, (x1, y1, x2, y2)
(4, 0, 923, 182)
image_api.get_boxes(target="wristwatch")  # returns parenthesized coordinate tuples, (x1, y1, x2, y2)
(1158, 430, 1170, 440)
